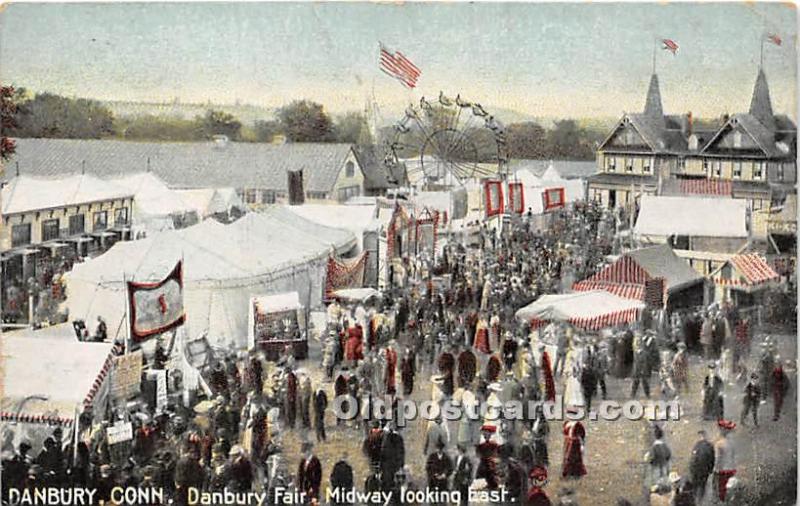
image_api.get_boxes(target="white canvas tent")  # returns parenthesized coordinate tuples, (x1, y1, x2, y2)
(285, 203, 384, 249)
(66, 207, 357, 348)
(634, 195, 748, 239)
(107, 172, 198, 233)
(174, 187, 244, 219)
(1, 174, 133, 216)
(515, 290, 645, 330)
(1, 334, 114, 438)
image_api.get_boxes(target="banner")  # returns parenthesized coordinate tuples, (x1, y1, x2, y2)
(484, 180, 504, 217)
(542, 187, 565, 211)
(127, 261, 185, 342)
(107, 421, 133, 445)
(110, 351, 143, 401)
(325, 251, 368, 299)
(507, 182, 524, 214)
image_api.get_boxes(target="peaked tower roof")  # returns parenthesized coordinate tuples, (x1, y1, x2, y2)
(749, 67, 775, 130)
(643, 74, 665, 120)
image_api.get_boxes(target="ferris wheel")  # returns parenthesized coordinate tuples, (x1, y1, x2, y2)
(384, 92, 508, 187)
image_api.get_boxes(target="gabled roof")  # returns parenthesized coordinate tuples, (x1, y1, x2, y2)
(701, 113, 788, 158)
(625, 244, 704, 292)
(6, 138, 357, 193)
(353, 144, 400, 190)
(729, 253, 780, 286)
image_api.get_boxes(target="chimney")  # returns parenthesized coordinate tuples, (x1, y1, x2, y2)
(687, 111, 693, 136)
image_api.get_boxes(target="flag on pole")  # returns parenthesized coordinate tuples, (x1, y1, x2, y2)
(379, 43, 421, 88)
(127, 261, 185, 342)
(661, 39, 679, 55)
(767, 33, 782, 46)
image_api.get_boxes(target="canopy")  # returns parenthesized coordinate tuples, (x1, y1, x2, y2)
(513, 168, 542, 187)
(174, 187, 244, 217)
(252, 292, 302, 314)
(285, 204, 383, 249)
(714, 253, 780, 292)
(332, 287, 381, 303)
(65, 207, 357, 348)
(1, 174, 133, 216)
(1, 334, 114, 425)
(515, 290, 645, 330)
(635, 195, 748, 238)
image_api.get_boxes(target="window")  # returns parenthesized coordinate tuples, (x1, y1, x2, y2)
(733, 131, 742, 148)
(777, 164, 784, 181)
(307, 191, 327, 200)
(625, 158, 634, 173)
(93, 211, 108, 231)
(261, 190, 276, 204)
(41, 219, 60, 242)
(345, 161, 355, 178)
(245, 189, 258, 205)
(69, 214, 85, 235)
(336, 185, 360, 202)
(643, 160, 651, 174)
(114, 207, 129, 226)
(677, 158, 686, 171)
(11, 223, 31, 247)
(605, 157, 616, 172)
(713, 161, 722, 178)
(752, 199, 763, 211)
(703, 160, 709, 173)
(733, 162, 742, 179)
(753, 162, 764, 180)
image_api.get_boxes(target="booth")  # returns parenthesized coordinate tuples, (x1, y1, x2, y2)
(515, 290, 645, 331)
(247, 292, 308, 360)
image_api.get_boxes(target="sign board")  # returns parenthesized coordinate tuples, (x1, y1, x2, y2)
(106, 421, 133, 445)
(110, 351, 143, 401)
(146, 370, 169, 414)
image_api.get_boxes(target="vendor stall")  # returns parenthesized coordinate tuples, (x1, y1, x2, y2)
(515, 290, 645, 331)
(247, 292, 308, 360)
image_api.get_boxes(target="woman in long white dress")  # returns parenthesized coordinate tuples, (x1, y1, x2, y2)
(563, 346, 585, 408)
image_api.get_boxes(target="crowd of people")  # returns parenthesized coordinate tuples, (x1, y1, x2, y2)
(1, 200, 795, 506)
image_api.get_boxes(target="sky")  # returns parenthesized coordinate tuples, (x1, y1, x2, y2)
(0, 2, 796, 121)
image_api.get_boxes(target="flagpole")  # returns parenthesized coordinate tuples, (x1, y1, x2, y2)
(652, 37, 657, 74)
(760, 37, 765, 68)
(123, 272, 132, 355)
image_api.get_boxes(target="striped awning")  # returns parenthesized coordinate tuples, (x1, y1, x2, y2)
(529, 307, 642, 331)
(680, 179, 732, 196)
(715, 253, 780, 291)
(572, 280, 646, 301)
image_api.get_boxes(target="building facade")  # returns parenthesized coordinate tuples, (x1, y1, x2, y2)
(589, 68, 797, 212)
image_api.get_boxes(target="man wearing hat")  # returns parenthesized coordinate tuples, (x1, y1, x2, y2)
(701, 362, 724, 420)
(330, 452, 354, 506)
(526, 466, 552, 506)
(740, 372, 761, 426)
(425, 439, 454, 500)
(671, 343, 689, 394)
(452, 444, 473, 506)
(714, 420, 737, 502)
(771, 356, 790, 421)
(475, 425, 500, 490)
(297, 441, 322, 501)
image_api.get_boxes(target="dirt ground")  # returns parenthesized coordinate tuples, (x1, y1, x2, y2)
(279, 316, 797, 505)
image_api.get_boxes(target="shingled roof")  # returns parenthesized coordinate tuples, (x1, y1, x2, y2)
(5, 138, 358, 193)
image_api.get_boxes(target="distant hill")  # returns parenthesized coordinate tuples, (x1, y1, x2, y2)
(104, 100, 276, 125)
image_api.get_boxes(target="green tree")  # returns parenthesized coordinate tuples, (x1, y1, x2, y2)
(253, 119, 283, 143)
(199, 109, 242, 140)
(115, 115, 203, 142)
(1, 85, 18, 162)
(12, 92, 115, 138)
(277, 100, 334, 142)
(334, 112, 373, 145)
(506, 122, 548, 159)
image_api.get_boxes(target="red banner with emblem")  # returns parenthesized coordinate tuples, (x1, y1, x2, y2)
(127, 261, 185, 342)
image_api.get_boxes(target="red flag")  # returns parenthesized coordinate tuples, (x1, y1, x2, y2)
(127, 261, 185, 342)
(767, 33, 782, 46)
(661, 39, 679, 55)
(379, 43, 421, 89)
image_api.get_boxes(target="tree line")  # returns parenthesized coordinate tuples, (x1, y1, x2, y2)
(3, 89, 606, 160)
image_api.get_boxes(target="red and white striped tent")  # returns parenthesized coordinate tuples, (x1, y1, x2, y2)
(1, 335, 115, 430)
(515, 290, 645, 331)
(714, 253, 781, 293)
(573, 245, 702, 304)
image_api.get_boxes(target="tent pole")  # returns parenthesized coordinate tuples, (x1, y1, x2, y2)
(123, 273, 132, 355)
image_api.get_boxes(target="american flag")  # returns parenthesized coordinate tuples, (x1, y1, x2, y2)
(379, 43, 421, 89)
(661, 39, 679, 55)
(767, 33, 782, 46)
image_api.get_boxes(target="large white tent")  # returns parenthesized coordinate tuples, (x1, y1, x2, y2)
(107, 172, 198, 233)
(1, 334, 114, 435)
(634, 195, 748, 239)
(515, 290, 645, 330)
(66, 207, 357, 348)
(285, 203, 384, 249)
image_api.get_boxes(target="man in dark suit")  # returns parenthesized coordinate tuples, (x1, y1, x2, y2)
(425, 440, 453, 495)
(688, 430, 715, 504)
(330, 453, 354, 506)
(380, 423, 405, 490)
(297, 442, 322, 501)
(452, 444, 473, 506)
(313, 388, 328, 442)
